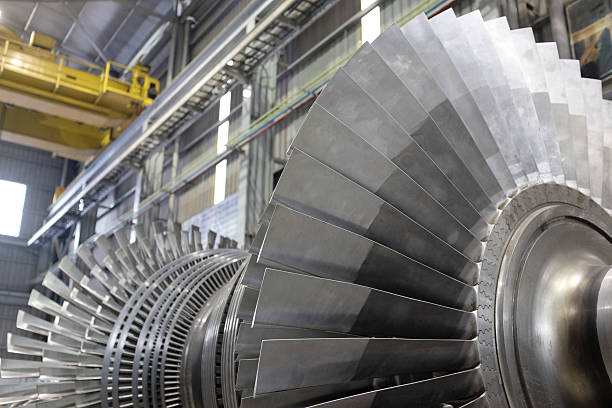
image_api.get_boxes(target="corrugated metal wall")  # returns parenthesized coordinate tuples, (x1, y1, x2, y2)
(177, 87, 244, 224)
(0, 140, 64, 357)
(272, 0, 360, 162)
(190, 0, 252, 57)
(95, 171, 138, 234)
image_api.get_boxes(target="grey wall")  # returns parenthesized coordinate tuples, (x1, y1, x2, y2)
(0, 140, 65, 357)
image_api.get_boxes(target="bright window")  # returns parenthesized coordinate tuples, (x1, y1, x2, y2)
(0, 180, 26, 237)
(214, 92, 232, 204)
(361, 0, 380, 44)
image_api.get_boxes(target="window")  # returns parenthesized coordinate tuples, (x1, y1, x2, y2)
(361, 0, 380, 44)
(0, 180, 26, 237)
(214, 92, 232, 204)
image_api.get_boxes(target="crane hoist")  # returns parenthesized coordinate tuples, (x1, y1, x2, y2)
(0, 24, 160, 162)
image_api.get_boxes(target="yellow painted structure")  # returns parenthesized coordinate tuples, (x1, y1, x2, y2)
(0, 24, 160, 161)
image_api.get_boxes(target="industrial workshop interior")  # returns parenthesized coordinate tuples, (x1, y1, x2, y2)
(1, 0, 612, 406)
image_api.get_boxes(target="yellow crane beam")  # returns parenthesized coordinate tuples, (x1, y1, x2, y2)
(0, 25, 160, 161)
(0, 103, 109, 162)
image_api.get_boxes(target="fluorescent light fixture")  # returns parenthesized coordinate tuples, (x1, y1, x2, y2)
(0, 179, 26, 237)
(214, 91, 232, 204)
(219, 91, 232, 120)
(213, 160, 227, 205)
(242, 86, 252, 99)
(360, 0, 380, 44)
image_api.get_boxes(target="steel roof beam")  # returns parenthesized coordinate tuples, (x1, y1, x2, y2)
(61, 1, 108, 62)
(22, 2, 39, 38)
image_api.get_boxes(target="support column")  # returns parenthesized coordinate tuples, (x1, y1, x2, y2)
(504, 0, 520, 29)
(140, 148, 164, 234)
(243, 56, 277, 247)
(168, 138, 180, 223)
(235, 84, 252, 249)
(547, 0, 571, 59)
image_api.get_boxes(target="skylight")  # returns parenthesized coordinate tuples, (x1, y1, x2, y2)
(0, 180, 26, 237)
(214, 92, 232, 205)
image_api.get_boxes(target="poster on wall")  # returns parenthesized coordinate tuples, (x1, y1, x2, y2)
(567, 0, 612, 80)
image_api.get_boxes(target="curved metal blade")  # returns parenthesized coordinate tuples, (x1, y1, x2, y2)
(253, 269, 477, 339)
(258, 205, 477, 309)
(254, 338, 479, 394)
(306, 367, 484, 408)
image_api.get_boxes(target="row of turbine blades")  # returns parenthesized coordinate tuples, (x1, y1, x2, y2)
(226, 8, 612, 408)
(0, 220, 230, 407)
(1, 7, 611, 408)
(102, 249, 246, 408)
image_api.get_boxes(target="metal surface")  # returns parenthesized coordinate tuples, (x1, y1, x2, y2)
(5, 9, 612, 408)
(478, 183, 612, 408)
(254, 338, 479, 394)
(597, 267, 612, 381)
(490, 195, 612, 407)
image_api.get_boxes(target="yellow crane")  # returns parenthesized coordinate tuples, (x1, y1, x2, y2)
(0, 24, 160, 162)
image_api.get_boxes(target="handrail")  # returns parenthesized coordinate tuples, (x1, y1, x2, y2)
(0, 36, 158, 103)
(0, 36, 142, 81)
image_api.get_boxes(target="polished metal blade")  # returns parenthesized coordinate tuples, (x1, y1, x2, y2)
(536, 42, 577, 185)
(241, 381, 371, 408)
(400, 14, 512, 198)
(455, 11, 528, 185)
(306, 367, 483, 407)
(254, 269, 476, 339)
(236, 323, 357, 356)
(317, 67, 497, 221)
(0, 359, 66, 378)
(430, 11, 552, 183)
(0, 381, 38, 404)
(291, 103, 487, 237)
(510, 26, 565, 183)
(236, 358, 258, 390)
(483, 17, 549, 183)
(254, 338, 479, 394)
(558, 58, 591, 193)
(604, 100, 612, 210)
(582, 78, 604, 202)
(342, 41, 499, 217)
(259, 205, 477, 309)
(275, 148, 482, 261)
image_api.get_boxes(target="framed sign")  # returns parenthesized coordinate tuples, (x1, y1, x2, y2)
(567, 0, 612, 79)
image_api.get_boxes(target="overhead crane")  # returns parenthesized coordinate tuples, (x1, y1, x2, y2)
(0, 25, 159, 162)
(27, 0, 326, 246)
